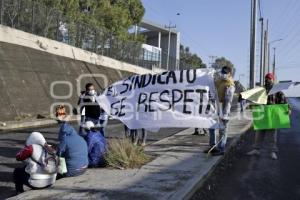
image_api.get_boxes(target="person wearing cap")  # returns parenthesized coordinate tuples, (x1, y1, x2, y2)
(204, 66, 235, 156)
(247, 73, 290, 160)
(82, 121, 107, 167)
(56, 105, 88, 177)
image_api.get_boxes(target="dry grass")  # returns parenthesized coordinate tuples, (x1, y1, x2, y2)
(105, 139, 151, 169)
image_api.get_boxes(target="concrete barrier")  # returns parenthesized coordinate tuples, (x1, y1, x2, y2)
(0, 25, 157, 121)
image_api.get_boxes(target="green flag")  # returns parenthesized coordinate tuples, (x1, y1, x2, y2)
(252, 104, 291, 130)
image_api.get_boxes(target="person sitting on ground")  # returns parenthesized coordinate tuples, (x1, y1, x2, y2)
(13, 132, 58, 194)
(82, 121, 107, 167)
(246, 73, 290, 160)
(56, 105, 88, 177)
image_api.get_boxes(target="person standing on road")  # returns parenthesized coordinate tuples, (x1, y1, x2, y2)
(132, 129, 147, 147)
(247, 73, 290, 160)
(238, 93, 246, 112)
(124, 125, 147, 147)
(204, 66, 235, 156)
(78, 83, 108, 136)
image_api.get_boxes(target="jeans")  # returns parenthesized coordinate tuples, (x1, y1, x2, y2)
(253, 129, 278, 152)
(209, 120, 229, 152)
(57, 167, 87, 179)
(240, 101, 244, 112)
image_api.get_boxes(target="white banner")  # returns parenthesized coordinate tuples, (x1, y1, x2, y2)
(97, 69, 219, 130)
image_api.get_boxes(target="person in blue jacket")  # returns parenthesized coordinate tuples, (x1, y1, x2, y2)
(56, 105, 88, 177)
(82, 121, 107, 167)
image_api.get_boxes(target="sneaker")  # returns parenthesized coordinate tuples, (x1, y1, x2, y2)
(271, 152, 278, 160)
(246, 149, 260, 156)
(141, 142, 146, 147)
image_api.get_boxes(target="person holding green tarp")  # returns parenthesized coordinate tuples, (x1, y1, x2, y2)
(247, 73, 291, 160)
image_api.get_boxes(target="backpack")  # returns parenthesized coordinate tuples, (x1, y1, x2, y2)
(31, 144, 59, 174)
(42, 147, 59, 174)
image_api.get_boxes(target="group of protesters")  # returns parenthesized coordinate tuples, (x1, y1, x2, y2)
(12, 66, 290, 194)
(12, 81, 149, 194)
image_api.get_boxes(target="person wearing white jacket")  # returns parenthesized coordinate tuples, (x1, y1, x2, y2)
(13, 132, 58, 193)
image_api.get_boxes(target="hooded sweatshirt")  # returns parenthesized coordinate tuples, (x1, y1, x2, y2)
(16, 132, 57, 188)
(85, 129, 107, 167)
(58, 122, 88, 174)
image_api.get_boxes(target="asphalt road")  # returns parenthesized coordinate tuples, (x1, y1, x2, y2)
(192, 97, 300, 200)
(0, 120, 183, 199)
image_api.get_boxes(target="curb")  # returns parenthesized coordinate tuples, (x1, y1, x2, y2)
(178, 119, 253, 200)
(0, 117, 78, 132)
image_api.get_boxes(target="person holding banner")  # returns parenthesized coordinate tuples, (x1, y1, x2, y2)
(246, 73, 290, 160)
(78, 83, 107, 136)
(204, 66, 235, 156)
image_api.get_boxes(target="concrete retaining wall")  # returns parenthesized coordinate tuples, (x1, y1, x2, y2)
(0, 25, 155, 121)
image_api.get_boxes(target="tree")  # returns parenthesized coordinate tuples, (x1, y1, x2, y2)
(212, 57, 236, 77)
(0, 0, 145, 62)
(180, 44, 206, 69)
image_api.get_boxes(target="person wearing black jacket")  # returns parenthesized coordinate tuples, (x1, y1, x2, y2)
(78, 83, 107, 135)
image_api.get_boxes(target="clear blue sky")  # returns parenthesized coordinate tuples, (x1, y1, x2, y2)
(141, 0, 300, 87)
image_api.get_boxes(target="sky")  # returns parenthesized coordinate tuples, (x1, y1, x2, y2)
(141, 0, 300, 87)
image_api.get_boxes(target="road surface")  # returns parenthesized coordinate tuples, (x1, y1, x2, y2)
(192, 97, 300, 200)
(0, 120, 183, 199)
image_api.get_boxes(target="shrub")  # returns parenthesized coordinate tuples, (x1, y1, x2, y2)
(105, 139, 151, 169)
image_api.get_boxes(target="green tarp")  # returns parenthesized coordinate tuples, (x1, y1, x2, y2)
(252, 104, 291, 130)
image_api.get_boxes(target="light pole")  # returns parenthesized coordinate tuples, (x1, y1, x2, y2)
(268, 39, 282, 74)
(249, 0, 258, 89)
(165, 21, 176, 70)
(259, 17, 264, 86)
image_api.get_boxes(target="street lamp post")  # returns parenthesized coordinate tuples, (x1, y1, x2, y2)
(249, 0, 258, 89)
(165, 22, 176, 71)
(268, 39, 282, 74)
